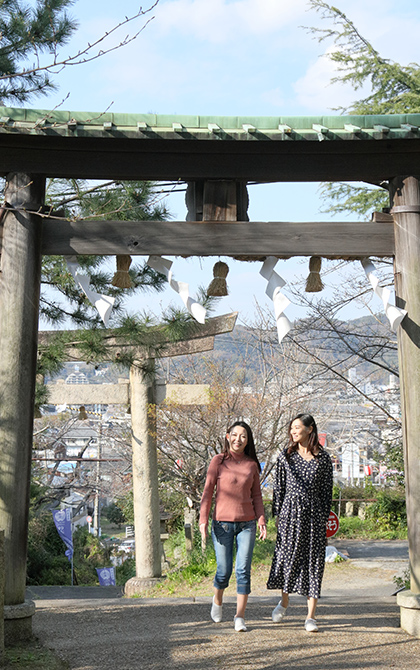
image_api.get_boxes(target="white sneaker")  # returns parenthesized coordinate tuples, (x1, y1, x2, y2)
(304, 618, 319, 632)
(234, 616, 247, 632)
(211, 596, 222, 623)
(272, 602, 287, 623)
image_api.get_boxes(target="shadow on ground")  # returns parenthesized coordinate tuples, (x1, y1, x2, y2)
(31, 595, 420, 670)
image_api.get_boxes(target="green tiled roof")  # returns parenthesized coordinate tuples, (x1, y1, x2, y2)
(1, 107, 420, 140)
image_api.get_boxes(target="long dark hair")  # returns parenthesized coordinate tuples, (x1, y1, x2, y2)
(286, 413, 321, 457)
(222, 420, 261, 473)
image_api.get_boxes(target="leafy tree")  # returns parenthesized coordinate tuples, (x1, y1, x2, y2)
(0, 0, 159, 104)
(307, 0, 420, 217)
(0, 0, 76, 104)
(27, 481, 110, 585)
(103, 502, 126, 526)
(367, 489, 406, 534)
(115, 490, 134, 526)
(377, 441, 405, 488)
(307, 0, 420, 115)
(40, 179, 170, 329)
(27, 510, 71, 585)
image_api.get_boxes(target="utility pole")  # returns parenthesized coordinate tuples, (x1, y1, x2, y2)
(93, 421, 102, 537)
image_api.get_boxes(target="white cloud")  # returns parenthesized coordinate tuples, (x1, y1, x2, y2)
(293, 49, 368, 113)
(155, 0, 308, 43)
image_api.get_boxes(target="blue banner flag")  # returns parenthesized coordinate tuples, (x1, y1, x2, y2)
(96, 567, 116, 586)
(52, 509, 73, 562)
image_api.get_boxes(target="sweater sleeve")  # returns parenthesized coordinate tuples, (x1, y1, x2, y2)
(199, 455, 220, 525)
(251, 465, 266, 526)
(272, 452, 286, 517)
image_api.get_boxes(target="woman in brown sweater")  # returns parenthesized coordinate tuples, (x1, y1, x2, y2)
(199, 421, 267, 632)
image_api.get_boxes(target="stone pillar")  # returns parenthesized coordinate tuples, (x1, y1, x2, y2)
(125, 363, 162, 596)
(0, 530, 4, 664)
(345, 501, 354, 517)
(390, 176, 420, 636)
(184, 507, 195, 555)
(0, 173, 44, 640)
(358, 503, 367, 520)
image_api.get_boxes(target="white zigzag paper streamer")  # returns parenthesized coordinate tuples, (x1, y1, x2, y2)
(361, 258, 407, 331)
(260, 257, 292, 344)
(66, 257, 115, 327)
(147, 255, 206, 324)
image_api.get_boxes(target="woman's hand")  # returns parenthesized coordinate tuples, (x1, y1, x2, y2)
(258, 523, 267, 541)
(199, 522, 208, 541)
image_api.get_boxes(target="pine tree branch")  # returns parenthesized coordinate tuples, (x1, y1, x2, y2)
(0, 3, 159, 83)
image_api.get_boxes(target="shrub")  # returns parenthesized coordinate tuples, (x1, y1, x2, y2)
(27, 516, 112, 586)
(332, 482, 377, 516)
(27, 512, 71, 585)
(393, 567, 410, 591)
(116, 557, 136, 585)
(102, 502, 126, 526)
(366, 488, 407, 535)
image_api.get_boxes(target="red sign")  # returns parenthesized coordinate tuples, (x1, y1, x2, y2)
(326, 510, 339, 538)
(86, 515, 92, 523)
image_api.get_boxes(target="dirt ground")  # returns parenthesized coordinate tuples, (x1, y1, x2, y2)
(29, 552, 419, 670)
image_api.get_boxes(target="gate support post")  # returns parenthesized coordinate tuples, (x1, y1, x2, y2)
(0, 173, 44, 642)
(124, 362, 162, 595)
(390, 176, 420, 637)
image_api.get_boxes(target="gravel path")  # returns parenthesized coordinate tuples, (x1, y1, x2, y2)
(29, 547, 419, 670)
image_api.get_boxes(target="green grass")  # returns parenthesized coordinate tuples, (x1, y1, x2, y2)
(335, 516, 408, 540)
(99, 520, 126, 540)
(124, 514, 408, 599)
(4, 641, 69, 669)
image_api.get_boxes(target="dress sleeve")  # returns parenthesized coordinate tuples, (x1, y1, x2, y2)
(272, 452, 287, 517)
(199, 455, 220, 525)
(251, 466, 266, 526)
(321, 452, 334, 524)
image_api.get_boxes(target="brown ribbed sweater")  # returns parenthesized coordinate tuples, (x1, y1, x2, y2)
(199, 453, 266, 526)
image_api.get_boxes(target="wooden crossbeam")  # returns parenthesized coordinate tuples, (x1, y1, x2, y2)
(45, 381, 210, 405)
(33, 219, 395, 258)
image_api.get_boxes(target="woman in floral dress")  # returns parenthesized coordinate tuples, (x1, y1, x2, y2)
(267, 413, 333, 632)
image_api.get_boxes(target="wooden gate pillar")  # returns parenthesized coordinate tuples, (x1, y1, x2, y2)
(124, 362, 162, 595)
(186, 180, 249, 221)
(0, 173, 44, 642)
(390, 176, 420, 637)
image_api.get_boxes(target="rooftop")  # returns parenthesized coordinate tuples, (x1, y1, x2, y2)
(2, 107, 420, 181)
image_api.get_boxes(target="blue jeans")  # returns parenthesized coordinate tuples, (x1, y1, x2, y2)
(211, 519, 257, 595)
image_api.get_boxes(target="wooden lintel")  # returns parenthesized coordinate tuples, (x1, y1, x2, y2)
(45, 381, 210, 406)
(46, 381, 130, 405)
(32, 219, 395, 258)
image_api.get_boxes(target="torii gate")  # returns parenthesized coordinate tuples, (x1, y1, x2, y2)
(38, 313, 236, 597)
(0, 108, 420, 640)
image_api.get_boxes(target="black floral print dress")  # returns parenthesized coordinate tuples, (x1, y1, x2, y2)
(267, 447, 333, 598)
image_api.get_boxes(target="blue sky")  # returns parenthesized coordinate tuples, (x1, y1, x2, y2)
(38, 0, 420, 326)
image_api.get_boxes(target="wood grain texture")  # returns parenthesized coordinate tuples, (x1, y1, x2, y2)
(390, 175, 420, 594)
(36, 219, 395, 258)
